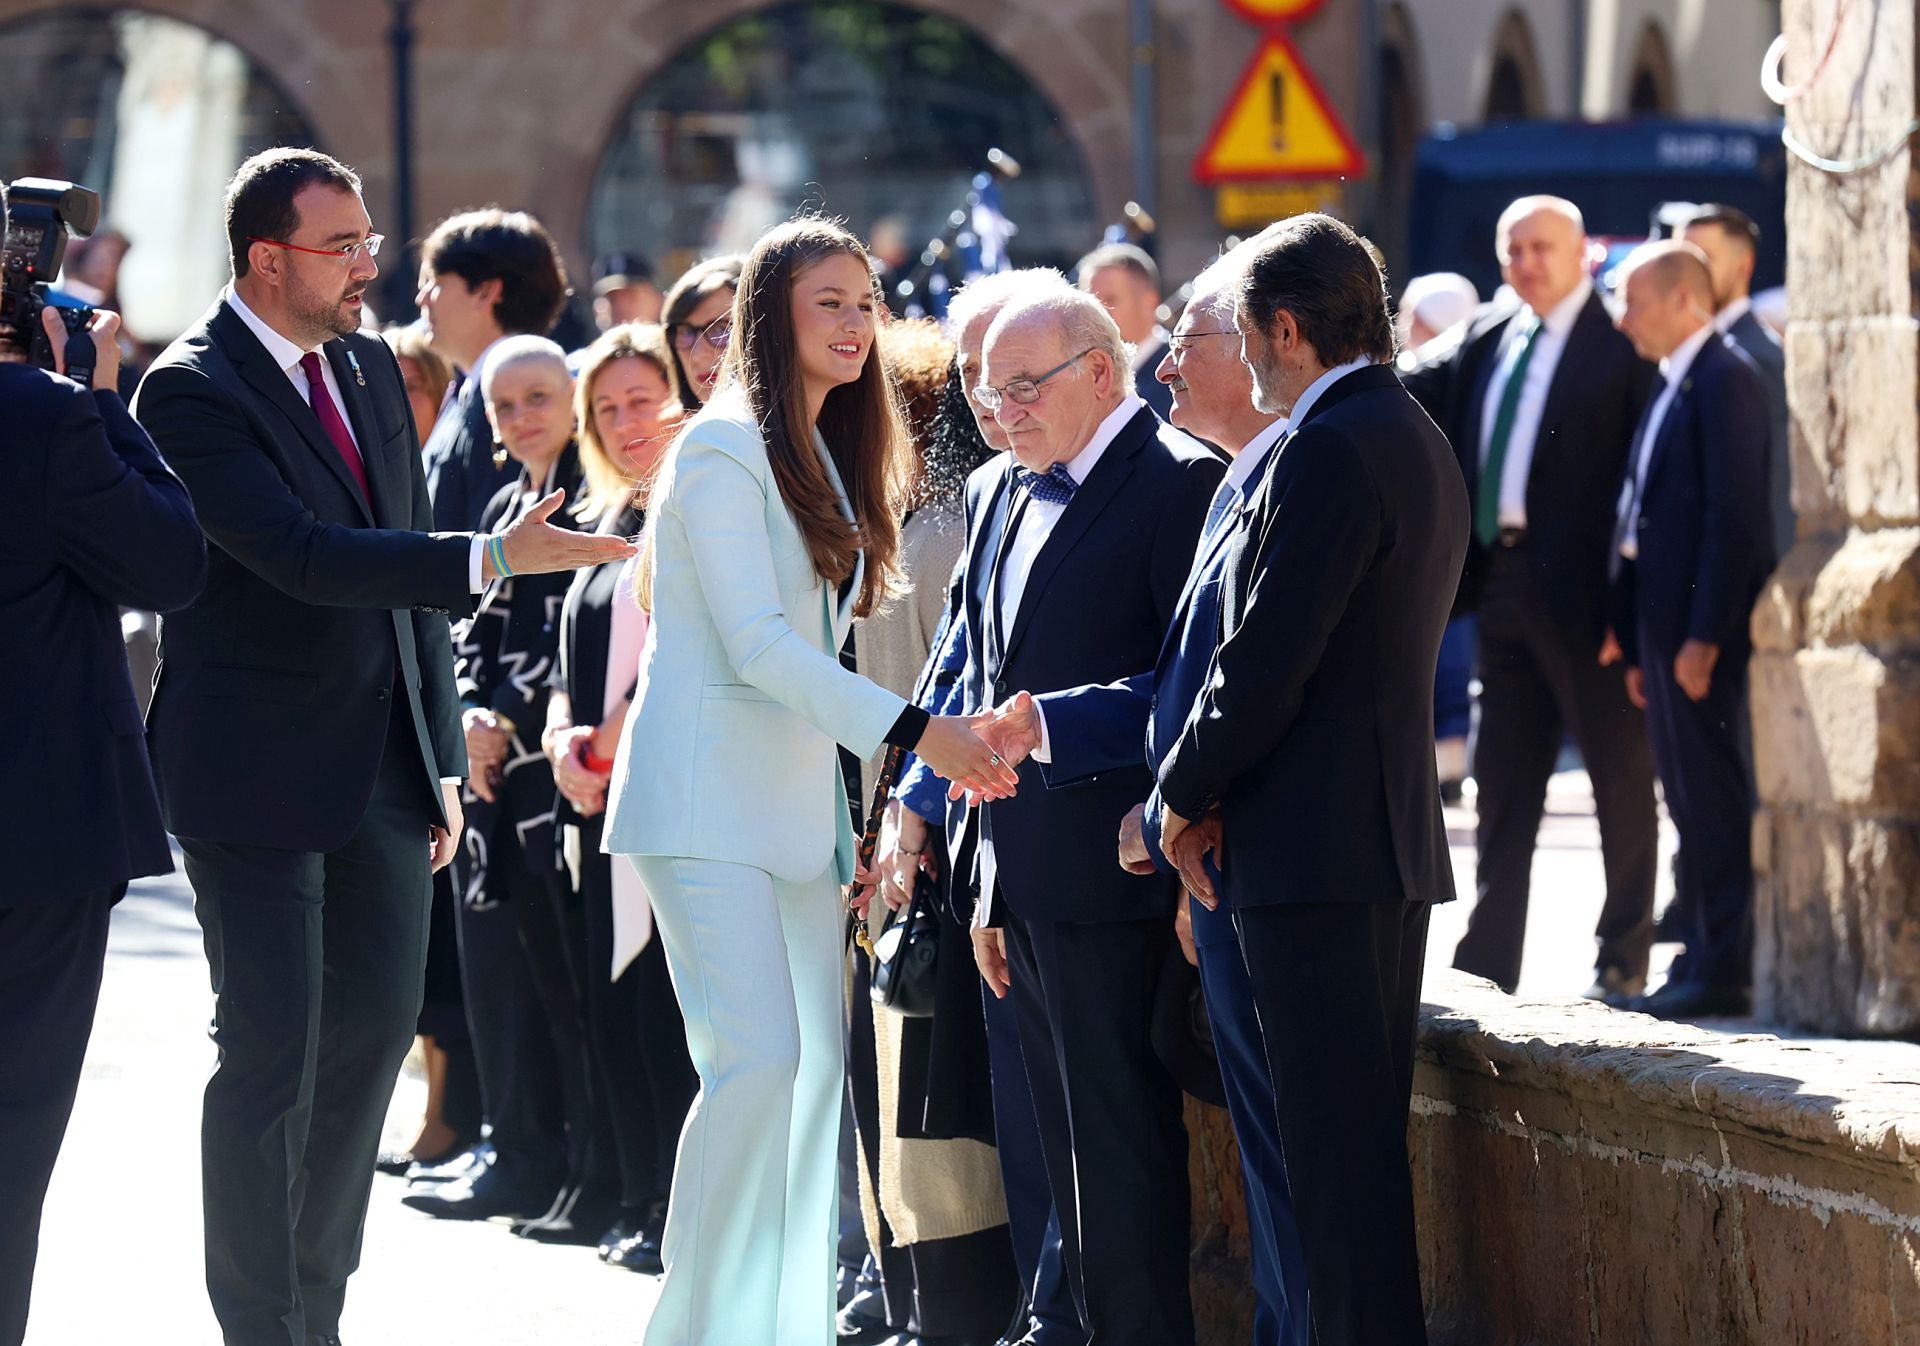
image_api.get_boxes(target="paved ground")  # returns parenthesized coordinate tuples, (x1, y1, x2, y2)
(24, 771, 1671, 1344)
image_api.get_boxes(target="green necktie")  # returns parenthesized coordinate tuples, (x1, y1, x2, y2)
(1476, 318, 1542, 547)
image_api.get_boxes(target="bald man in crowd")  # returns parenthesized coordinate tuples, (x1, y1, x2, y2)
(1404, 195, 1661, 1003)
(1608, 241, 1773, 1019)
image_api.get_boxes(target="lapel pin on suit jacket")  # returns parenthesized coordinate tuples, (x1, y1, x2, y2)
(347, 350, 366, 387)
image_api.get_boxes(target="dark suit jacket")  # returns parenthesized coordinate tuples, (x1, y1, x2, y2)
(134, 297, 474, 853)
(424, 372, 517, 532)
(963, 403, 1222, 925)
(1610, 334, 1774, 665)
(1158, 364, 1468, 909)
(1134, 338, 1173, 421)
(1724, 308, 1791, 558)
(1037, 437, 1284, 947)
(1, 367, 206, 903)
(1403, 292, 1655, 643)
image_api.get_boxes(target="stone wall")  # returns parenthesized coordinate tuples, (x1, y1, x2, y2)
(1412, 971, 1920, 1345)
(1751, 0, 1920, 1033)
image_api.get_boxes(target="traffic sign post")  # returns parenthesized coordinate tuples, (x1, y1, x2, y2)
(1192, 31, 1367, 184)
(1219, 0, 1328, 20)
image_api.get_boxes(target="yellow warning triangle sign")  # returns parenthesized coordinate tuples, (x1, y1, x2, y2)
(1192, 33, 1367, 184)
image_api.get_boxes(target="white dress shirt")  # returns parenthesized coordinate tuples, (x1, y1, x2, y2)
(1617, 320, 1717, 560)
(1479, 279, 1593, 528)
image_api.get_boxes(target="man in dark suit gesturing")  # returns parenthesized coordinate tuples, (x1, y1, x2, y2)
(1609, 241, 1774, 1020)
(1405, 195, 1660, 1001)
(964, 287, 1222, 1346)
(1, 226, 206, 1340)
(132, 149, 631, 1346)
(1156, 213, 1468, 1345)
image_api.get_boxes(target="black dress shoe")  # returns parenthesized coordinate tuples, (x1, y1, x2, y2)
(1633, 979, 1750, 1021)
(605, 1198, 667, 1274)
(596, 1208, 642, 1261)
(401, 1164, 557, 1222)
(404, 1140, 492, 1186)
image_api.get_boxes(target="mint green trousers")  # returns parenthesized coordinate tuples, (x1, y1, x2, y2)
(628, 855, 845, 1346)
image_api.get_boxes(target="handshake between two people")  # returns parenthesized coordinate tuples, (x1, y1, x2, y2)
(939, 691, 1227, 912)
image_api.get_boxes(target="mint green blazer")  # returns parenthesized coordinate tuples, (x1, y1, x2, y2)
(602, 391, 907, 884)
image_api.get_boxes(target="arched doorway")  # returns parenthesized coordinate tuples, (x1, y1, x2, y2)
(1483, 9, 1545, 124)
(1627, 20, 1677, 117)
(0, 6, 318, 341)
(586, 1, 1098, 302)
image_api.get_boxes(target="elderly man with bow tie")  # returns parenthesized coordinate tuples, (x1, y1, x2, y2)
(957, 286, 1220, 1346)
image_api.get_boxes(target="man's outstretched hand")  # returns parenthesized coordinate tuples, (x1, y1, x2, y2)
(488, 490, 638, 579)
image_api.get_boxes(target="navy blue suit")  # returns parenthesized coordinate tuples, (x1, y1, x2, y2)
(0, 365, 205, 1341)
(1611, 334, 1774, 991)
(1158, 363, 1468, 1346)
(960, 404, 1221, 1346)
(1037, 427, 1310, 1346)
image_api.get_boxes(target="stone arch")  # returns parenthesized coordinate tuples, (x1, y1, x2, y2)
(1483, 7, 1545, 123)
(1626, 18, 1677, 117)
(566, 0, 1127, 264)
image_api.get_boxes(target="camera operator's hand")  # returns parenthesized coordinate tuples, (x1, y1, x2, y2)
(484, 490, 637, 581)
(43, 306, 120, 391)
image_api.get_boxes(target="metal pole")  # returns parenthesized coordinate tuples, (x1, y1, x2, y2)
(1355, 0, 1382, 238)
(1129, 0, 1157, 226)
(386, 0, 418, 321)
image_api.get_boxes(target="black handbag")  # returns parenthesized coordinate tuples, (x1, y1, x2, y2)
(870, 870, 942, 1018)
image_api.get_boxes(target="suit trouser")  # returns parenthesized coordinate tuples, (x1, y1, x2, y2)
(981, 970, 1076, 1343)
(1456, 544, 1659, 989)
(0, 891, 113, 1346)
(629, 855, 844, 1346)
(1194, 928, 1311, 1346)
(453, 858, 565, 1189)
(1640, 632, 1755, 990)
(1002, 908, 1193, 1346)
(179, 704, 434, 1345)
(1236, 900, 1431, 1346)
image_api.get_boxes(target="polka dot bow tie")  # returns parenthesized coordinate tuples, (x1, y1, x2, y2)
(1017, 463, 1079, 506)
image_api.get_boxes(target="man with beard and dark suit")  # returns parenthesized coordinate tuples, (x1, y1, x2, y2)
(1, 210, 205, 1342)
(1609, 241, 1774, 1020)
(963, 287, 1221, 1346)
(415, 208, 570, 532)
(131, 149, 632, 1346)
(1076, 242, 1174, 420)
(1155, 212, 1468, 1346)
(1404, 195, 1661, 1002)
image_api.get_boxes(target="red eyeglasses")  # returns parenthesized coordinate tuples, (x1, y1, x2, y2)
(249, 233, 385, 263)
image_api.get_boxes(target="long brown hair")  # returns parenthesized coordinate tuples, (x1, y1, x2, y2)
(726, 219, 908, 618)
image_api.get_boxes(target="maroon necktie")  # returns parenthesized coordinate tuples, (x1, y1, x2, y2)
(298, 351, 372, 502)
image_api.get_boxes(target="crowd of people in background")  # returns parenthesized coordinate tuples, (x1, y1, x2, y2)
(1, 140, 1788, 1346)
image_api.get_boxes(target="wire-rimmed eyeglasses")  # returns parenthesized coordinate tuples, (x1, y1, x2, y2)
(972, 348, 1095, 411)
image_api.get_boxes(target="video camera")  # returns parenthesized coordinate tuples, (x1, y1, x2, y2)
(2, 177, 103, 384)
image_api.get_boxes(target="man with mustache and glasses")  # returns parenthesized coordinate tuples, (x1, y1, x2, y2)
(132, 149, 632, 1346)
